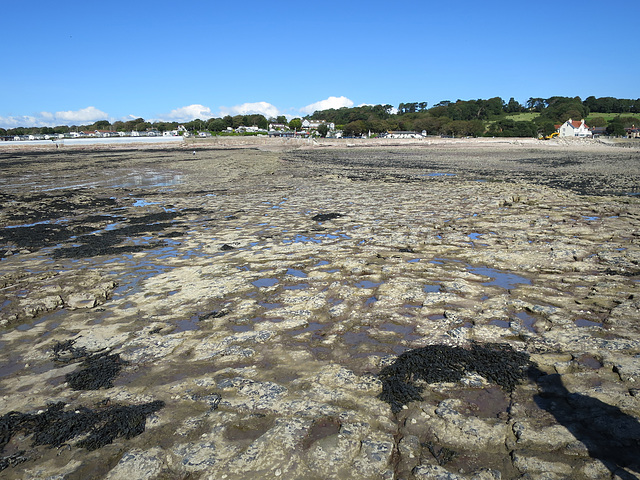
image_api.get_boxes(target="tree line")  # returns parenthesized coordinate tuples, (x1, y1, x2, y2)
(310, 96, 639, 137)
(1, 96, 638, 138)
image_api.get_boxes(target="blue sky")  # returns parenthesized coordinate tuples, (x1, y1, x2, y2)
(2, 0, 638, 128)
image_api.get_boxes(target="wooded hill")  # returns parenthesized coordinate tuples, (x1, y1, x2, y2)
(310, 96, 639, 137)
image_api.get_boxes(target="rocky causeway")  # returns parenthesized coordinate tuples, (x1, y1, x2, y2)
(1, 137, 639, 479)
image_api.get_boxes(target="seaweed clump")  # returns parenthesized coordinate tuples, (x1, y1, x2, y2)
(52, 339, 128, 390)
(311, 213, 343, 222)
(378, 343, 533, 413)
(0, 400, 165, 470)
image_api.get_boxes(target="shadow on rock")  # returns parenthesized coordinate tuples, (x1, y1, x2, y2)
(530, 366, 640, 480)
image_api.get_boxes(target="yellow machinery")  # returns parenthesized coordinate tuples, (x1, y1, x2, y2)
(541, 132, 559, 140)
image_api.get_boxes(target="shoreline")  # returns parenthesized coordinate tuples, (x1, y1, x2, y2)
(2, 135, 638, 153)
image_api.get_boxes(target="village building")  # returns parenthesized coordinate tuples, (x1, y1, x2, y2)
(301, 119, 335, 131)
(383, 131, 424, 139)
(557, 118, 592, 137)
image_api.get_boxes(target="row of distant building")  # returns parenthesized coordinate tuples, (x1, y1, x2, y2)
(2, 121, 339, 141)
(3, 118, 638, 142)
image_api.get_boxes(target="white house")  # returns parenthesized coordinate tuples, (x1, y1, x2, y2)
(558, 118, 592, 137)
(301, 119, 335, 131)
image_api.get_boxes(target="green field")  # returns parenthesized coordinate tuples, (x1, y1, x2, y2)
(504, 111, 638, 124)
(504, 112, 540, 121)
(586, 112, 639, 122)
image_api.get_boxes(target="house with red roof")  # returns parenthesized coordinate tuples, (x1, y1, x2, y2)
(556, 118, 592, 137)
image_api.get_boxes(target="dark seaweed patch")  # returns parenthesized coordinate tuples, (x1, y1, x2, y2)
(199, 309, 229, 321)
(378, 343, 532, 413)
(0, 451, 29, 471)
(52, 340, 128, 390)
(51, 220, 174, 258)
(0, 399, 165, 466)
(311, 213, 343, 222)
(424, 441, 457, 466)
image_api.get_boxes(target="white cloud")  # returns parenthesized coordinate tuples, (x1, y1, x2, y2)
(218, 102, 280, 118)
(299, 96, 354, 115)
(0, 107, 110, 129)
(0, 115, 41, 128)
(55, 106, 109, 123)
(157, 104, 214, 122)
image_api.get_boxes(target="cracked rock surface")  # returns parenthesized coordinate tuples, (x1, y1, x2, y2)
(1, 138, 639, 479)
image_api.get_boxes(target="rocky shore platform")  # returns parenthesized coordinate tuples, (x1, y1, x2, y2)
(1, 137, 639, 479)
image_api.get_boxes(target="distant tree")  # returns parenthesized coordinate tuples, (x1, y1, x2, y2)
(185, 119, 203, 132)
(540, 96, 588, 122)
(533, 118, 557, 136)
(0, 128, 6, 136)
(526, 98, 546, 112)
(93, 120, 111, 130)
(276, 115, 287, 124)
(445, 120, 484, 137)
(232, 115, 245, 129)
(487, 119, 537, 137)
(606, 117, 625, 136)
(251, 115, 268, 130)
(504, 97, 523, 113)
(484, 97, 505, 117)
(207, 118, 226, 132)
(398, 102, 427, 114)
(134, 121, 151, 132)
(589, 117, 607, 127)
(317, 123, 329, 137)
(414, 116, 451, 135)
(222, 115, 233, 128)
(289, 118, 302, 130)
(620, 116, 640, 127)
(343, 120, 365, 137)
(125, 118, 145, 131)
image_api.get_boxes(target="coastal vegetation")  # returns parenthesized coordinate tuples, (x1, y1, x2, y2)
(1, 96, 638, 138)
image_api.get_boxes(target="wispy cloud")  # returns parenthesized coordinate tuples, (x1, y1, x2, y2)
(0, 115, 40, 129)
(156, 104, 214, 122)
(218, 102, 281, 118)
(0, 106, 109, 128)
(299, 96, 354, 115)
(54, 106, 108, 123)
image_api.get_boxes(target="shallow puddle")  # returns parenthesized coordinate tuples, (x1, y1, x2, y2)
(286, 268, 307, 278)
(355, 280, 382, 289)
(575, 318, 603, 328)
(106, 171, 183, 188)
(252, 278, 279, 288)
(489, 319, 511, 328)
(457, 386, 510, 418)
(515, 311, 537, 332)
(302, 417, 341, 450)
(468, 266, 531, 289)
